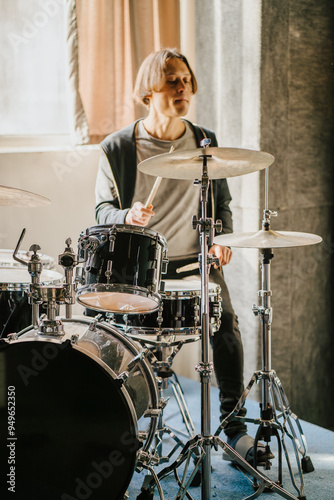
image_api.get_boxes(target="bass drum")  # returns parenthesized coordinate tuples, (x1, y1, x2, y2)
(0, 317, 159, 500)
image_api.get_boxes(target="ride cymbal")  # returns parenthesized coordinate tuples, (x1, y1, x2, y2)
(0, 185, 51, 207)
(138, 147, 275, 180)
(214, 229, 322, 249)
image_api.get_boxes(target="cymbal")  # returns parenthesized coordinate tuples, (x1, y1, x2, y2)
(0, 185, 51, 207)
(138, 147, 275, 180)
(213, 229, 322, 249)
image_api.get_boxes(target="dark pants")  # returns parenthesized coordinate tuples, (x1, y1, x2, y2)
(166, 258, 247, 439)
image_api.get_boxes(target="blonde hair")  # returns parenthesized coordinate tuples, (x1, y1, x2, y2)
(134, 48, 197, 106)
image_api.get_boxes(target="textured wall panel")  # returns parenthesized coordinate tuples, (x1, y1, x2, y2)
(261, 0, 334, 429)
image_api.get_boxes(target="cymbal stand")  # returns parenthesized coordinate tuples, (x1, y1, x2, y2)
(147, 334, 198, 463)
(13, 228, 42, 329)
(138, 153, 309, 500)
(214, 172, 314, 499)
(192, 143, 221, 498)
(123, 330, 199, 471)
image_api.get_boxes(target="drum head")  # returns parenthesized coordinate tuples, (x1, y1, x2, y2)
(0, 339, 138, 500)
(0, 249, 55, 270)
(0, 268, 63, 289)
(77, 284, 160, 314)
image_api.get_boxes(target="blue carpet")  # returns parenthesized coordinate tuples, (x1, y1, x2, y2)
(128, 376, 334, 500)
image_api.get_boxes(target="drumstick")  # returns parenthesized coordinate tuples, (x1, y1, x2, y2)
(144, 146, 175, 208)
(145, 176, 162, 208)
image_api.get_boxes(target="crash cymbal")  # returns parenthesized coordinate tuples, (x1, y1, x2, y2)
(0, 185, 51, 207)
(138, 147, 275, 180)
(214, 229, 322, 249)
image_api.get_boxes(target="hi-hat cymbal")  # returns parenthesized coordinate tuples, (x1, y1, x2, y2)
(214, 229, 322, 249)
(0, 185, 51, 207)
(138, 147, 275, 180)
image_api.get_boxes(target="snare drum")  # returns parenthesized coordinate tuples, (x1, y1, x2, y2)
(112, 279, 222, 335)
(0, 317, 159, 499)
(76, 224, 168, 314)
(0, 251, 63, 338)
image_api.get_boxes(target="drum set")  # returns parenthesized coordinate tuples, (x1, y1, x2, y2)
(0, 143, 322, 500)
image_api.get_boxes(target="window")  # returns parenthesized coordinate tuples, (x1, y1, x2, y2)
(1, 0, 70, 138)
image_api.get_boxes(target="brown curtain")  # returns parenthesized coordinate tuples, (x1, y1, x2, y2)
(67, 0, 180, 144)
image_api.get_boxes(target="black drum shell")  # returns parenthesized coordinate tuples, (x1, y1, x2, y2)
(110, 280, 222, 334)
(77, 225, 167, 314)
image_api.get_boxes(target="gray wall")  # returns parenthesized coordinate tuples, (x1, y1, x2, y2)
(261, 0, 334, 430)
(195, 0, 334, 430)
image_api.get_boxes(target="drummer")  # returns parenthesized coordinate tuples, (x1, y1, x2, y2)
(95, 48, 273, 465)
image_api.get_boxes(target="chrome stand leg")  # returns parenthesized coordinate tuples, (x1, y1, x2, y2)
(168, 371, 196, 439)
(150, 371, 197, 464)
(214, 243, 313, 499)
(145, 434, 303, 500)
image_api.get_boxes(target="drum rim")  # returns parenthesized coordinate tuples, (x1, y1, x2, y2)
(84, 223, 167, 248)
(162, 281, 221, 299)
(124, 325, 201, 335)
(76, 283, 161, 314)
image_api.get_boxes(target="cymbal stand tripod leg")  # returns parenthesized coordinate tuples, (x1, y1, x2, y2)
(214, 244, 314, 499)
(168, 371, 196, 439)
(151, 376, 196, 464)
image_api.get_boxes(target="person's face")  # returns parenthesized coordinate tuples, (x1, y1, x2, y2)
(147, 58, 193, 118)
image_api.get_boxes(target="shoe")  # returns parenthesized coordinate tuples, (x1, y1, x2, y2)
(223, 433, 274, 466)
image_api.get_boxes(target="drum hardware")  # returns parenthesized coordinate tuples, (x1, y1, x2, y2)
(132, 332, 199, 499)
(213, 169, 319, 498)
(13, 228, 43, 328)
(58, 237, 79, 319)
(117, 319, 200, 477)
(116, 348, 157, 388)
(0, 243, 63, 339)
(137, 144, 310, 500)
(135, 454, 166, 500)
(10, 232, 80, 336)
(29, 238, 80, 336)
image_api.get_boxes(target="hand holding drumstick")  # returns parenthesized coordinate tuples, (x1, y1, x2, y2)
(125, 147, 174, 226)
(125, 176, 162, 226)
